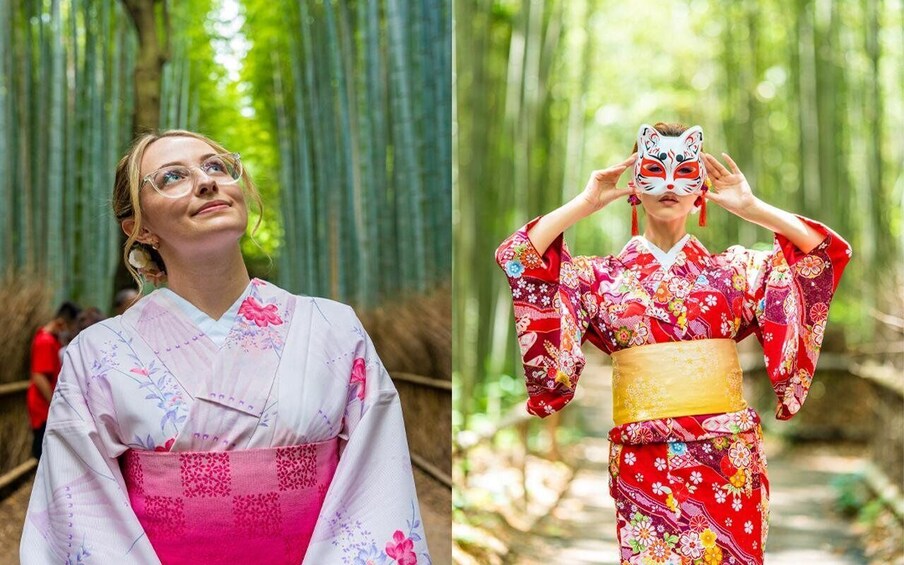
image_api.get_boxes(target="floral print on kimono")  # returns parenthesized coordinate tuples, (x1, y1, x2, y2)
(20, 279, 430, 564)
(495, 214, 851, 419)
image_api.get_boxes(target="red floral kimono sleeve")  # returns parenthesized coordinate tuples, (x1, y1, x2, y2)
(732, 215, 852, 420)
(495, 216, 608, 418)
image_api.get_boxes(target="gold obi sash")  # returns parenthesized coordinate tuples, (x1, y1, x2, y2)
(611, 339, 747, 425)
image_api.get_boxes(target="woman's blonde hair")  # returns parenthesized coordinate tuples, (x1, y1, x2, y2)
(112, 130, 264, 293)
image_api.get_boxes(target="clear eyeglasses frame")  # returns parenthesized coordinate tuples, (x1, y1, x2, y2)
(141, 152, 243, 199)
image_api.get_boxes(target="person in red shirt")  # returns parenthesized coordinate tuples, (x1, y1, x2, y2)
(26, 301, 81, 459)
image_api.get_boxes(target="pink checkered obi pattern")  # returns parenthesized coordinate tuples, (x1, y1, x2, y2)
(121, 438, 339, 564)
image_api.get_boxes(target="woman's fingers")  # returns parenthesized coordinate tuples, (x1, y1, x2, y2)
(721, 152, 741, 174)
(609, 154, 637, 174)
(709, 153, 729, 176)
(702, 154, 715, 177)
(704, 153, 727, 177)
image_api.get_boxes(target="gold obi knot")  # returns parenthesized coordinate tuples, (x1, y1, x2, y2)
(611, 338, 747, 425)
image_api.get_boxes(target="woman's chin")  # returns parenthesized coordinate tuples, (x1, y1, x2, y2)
(645, 203, 691, 219)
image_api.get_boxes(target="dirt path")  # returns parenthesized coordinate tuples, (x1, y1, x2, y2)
(502, 439, 867, 564)
(501, 351, 868, 564)
(0, 478, 30, 564)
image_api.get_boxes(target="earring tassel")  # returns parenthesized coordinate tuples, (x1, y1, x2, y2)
(698, 196, 707, 227)
(628, 194, 641, 236)
(632, 204, 639, 236)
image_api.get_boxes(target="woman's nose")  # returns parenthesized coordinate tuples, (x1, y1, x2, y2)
(194, 170, 219, 194)
(666, 183, 674, 190)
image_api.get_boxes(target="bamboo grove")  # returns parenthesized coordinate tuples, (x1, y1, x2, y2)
(241, 0, 452, 306)
(0, 1, 135, 310)
(1, 0, 451, 311)
(453, 0, 903, 426)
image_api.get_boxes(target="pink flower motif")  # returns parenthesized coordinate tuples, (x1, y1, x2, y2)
(238, 297, 283, 327)
(154, 437, 175, 452)
(385, 530, 417, 565)
(350, 357, 367, 400)
(130, 367, 149, 377)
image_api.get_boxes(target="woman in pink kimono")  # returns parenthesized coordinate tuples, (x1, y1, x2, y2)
(21, 130, 430, 565)
(495, 122, 850, 563)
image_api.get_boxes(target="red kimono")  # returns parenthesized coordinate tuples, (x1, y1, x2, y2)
(495, 215, 851, 564)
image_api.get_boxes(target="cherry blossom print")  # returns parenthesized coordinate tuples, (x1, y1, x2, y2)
(154, 437, 176, 452)
(238, 296, 284, 327)
(795, 255, 826, 278)
(350, 357, 367, 400)
(385, 530, 417, 565)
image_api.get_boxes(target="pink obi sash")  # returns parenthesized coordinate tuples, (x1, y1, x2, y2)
(121, 438, 339, 565)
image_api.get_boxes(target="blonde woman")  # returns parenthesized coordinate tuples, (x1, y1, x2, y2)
(22, 131, 429, 565)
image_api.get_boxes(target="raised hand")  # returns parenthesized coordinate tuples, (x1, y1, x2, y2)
(578, 153, 637, 214)
(702, 152, 759, 215)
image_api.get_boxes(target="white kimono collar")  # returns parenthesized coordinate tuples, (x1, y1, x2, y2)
(157, 282, 254, 347)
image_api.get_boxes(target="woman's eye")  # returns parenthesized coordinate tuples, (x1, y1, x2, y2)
(679, 167, 692, 174)
(204, 160, 226, 173)
(646, 165, 662, 173)
(160, 170, 186, 185)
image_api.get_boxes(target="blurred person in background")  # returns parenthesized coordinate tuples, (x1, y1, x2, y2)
(74, 306, 106, 334)
(26, 301, 80, 459)
(111, 288, 139, 315)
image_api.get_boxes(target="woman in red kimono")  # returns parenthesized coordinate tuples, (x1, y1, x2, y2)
(495, 122, 851, 564)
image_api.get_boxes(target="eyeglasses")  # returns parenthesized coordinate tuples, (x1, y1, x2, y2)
(141, 153, 243, 199)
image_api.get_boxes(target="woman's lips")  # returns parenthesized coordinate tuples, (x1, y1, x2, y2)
(195, 203, 230, 215)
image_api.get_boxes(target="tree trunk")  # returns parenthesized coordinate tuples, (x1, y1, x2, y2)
(121, 0, 169, 133)
(114, 0, 169, 296)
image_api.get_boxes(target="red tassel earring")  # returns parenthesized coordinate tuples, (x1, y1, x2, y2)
(696, 179, 711, 227)
(628, 194, 641, 236)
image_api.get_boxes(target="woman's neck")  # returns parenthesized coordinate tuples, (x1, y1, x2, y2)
(642, 216, 689, 251)
(161, 244, 251, 321)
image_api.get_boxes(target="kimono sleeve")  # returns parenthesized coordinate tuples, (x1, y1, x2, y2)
(495, 216, 607, 418)
(20, 337, 160, 564)
(733, 215, 852, 420)
(303, 312, 430, 565)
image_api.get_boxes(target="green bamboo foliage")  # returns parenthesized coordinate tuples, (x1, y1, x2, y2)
(46, 0, 65, 291)
(0, 0, 135, 310)
(0, 0, 12, 269)
(253, 0, 451, 307)
(159, 34, 197, 131)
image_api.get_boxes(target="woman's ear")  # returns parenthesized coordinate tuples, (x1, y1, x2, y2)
(121, 218, 136, 238)
(121, 219, 154, 245)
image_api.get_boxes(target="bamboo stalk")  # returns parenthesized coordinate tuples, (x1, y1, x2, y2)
(0, 0, 11, 267)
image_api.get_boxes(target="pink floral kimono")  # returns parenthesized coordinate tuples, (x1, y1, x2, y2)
(20, 278, 429, 564)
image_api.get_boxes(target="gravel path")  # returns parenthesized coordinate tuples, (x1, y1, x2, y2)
(501, 350, 868, 564)
(0, 477, 31, 564)
(503, 439, 868, 564)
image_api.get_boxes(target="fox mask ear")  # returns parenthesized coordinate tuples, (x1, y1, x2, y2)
(636, 123, 660, 158)
(680, 125, 704, 160)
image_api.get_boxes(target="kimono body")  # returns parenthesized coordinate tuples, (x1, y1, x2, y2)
(496, 216, 850, 564)
(20, 278, 430, 565)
